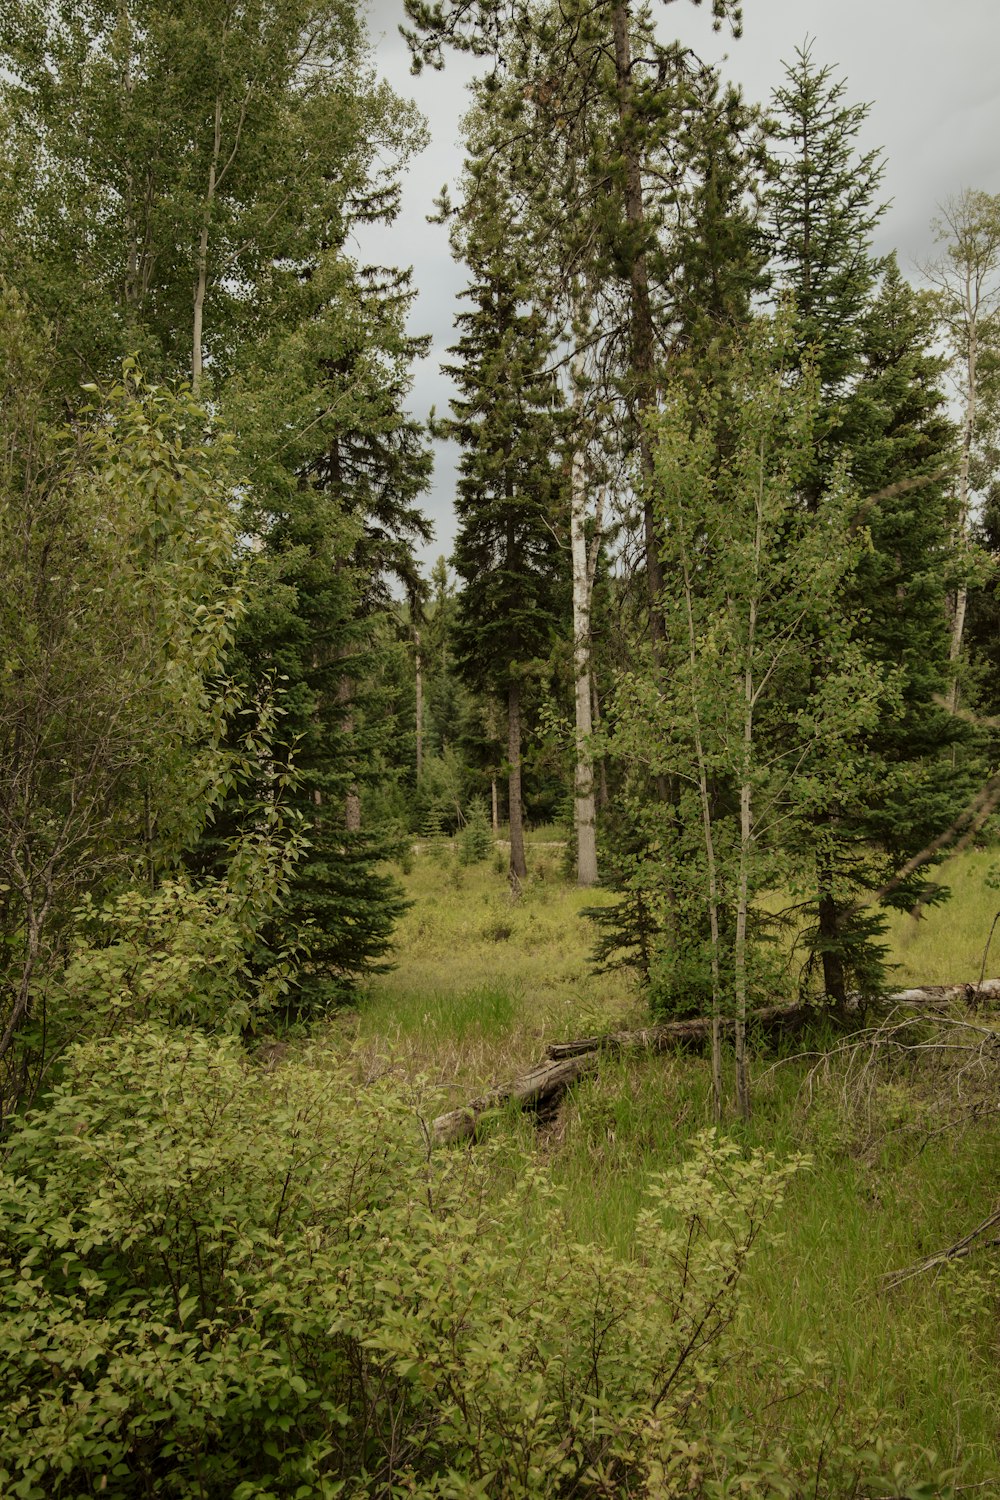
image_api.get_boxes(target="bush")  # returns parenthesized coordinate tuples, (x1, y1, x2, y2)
(0, 1026, 806, 1499)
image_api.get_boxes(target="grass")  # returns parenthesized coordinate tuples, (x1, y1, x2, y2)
(882, 846, 1000, 984)
(322, 842, 1000, 1491)
(347, 845, 635, 1100)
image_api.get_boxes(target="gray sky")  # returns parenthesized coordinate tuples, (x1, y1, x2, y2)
(357, 0, 1000, 570)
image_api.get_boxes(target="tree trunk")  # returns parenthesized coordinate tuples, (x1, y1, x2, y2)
(591, 673, 609, 811)
(677, 500, 723, 1121)
(734, 774, 752, 1121)
(414, 627, 423, 781)
(507, 678, 527, 880)
(734, 465, 765, 1122)
(816, 851, 847, 1007)
(491, 777, 499, 834)
(192, 94, 222, 393)
(337, 674, 361, 833)
(570, 358, 598, 886)
(612, 1, 664, 649)
(948, 288, 977, 713)
(433, 980, 1000, 1144)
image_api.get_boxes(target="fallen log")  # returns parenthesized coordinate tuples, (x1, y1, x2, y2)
(432, 980, 1000, 1145)
(430, 1054, 599, 1146)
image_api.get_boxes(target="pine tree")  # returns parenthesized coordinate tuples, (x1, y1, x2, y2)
(768, 51, 971, 1000)
(446, 171, 566, 882)
(403, 0, 744, 650)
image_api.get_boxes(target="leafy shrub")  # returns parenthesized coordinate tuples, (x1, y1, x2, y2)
(58, 879, 278, 1036)
(0, 1026, 806, 1499)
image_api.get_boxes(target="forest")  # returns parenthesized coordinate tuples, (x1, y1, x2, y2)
(0, 0, 998, 1495)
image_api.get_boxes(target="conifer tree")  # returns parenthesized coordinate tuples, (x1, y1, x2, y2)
(403, 0, 744, 647)
(445, 170, 566, 881)
(768, 51, 969, 1000)
(847, 259, 970, 895)
(207, 257, 432, 1010)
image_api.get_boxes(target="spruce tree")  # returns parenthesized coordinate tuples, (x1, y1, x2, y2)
(211, 258, 432, 1011)
(847, 259, 971, 902)
(445, 171, 566, 881)
(768, 51, 971, 1000)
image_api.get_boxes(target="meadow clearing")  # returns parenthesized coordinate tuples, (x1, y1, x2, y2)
(329, 838, 1000, 1494)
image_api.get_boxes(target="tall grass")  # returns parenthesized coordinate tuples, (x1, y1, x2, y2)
(882, 846, 1000, 984)
(322, 844, 1000, 1490)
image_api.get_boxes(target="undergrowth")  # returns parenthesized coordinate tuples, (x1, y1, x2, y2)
(340, 843, 1000, 1494)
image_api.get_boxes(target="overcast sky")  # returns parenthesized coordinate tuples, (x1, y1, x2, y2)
(355, 0, 1000, 570)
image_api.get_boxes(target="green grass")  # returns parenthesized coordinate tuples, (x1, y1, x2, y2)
(882, 846, 1000, 984)
(319, 844, 1000, 1491)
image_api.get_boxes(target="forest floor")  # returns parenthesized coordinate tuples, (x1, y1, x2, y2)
(319, 840, 1000, 1492)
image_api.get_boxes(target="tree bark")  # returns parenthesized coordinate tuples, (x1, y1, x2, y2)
(507, 678, 527, 879)
(676, 490, 724, 1121)
(947, 268, 977, 713)
(611, 1, 665, 648)
(733, 457, 765, 1123)
(570, 356, 598, 886)
(591, 673, 609, 811)
(337, 674, 361, 833)
(816, 852, 847, 1007)
(192, 94, 222, 393)
(414, 627, 423, 781)
(432, 980, 1000, 1144)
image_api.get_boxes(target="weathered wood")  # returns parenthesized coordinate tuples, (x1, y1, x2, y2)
(431, 1054, 598, 1145)
(547, 982, 1000, 1061)
(431, 981, 1000, 1145)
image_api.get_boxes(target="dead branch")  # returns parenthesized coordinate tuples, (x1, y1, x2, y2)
(883, 1207, 1000, 1291)
(432, 981, 1000, 1144)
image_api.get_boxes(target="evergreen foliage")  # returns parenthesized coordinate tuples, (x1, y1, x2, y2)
(766, 50, 972, 1001)
(458, 799, 494, 864)
(446, 165, 567, 878)
(0, 0, 432, 1013)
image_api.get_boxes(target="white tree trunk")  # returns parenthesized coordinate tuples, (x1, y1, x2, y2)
(192, 95, 222, 393)
(678, 535, 724, 1123)
(570, 365, 598, 887)
(948, 289, 977, 712)
(508, 679, 527, 881)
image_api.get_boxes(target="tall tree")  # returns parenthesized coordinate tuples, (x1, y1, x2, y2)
(446, 170, 565, 882)
(921, 189, 1000, 711)
(628, 319, 880, 1117)
(767, 49, 968, 1001)
(0, 0, 411, 391)
(403, 0, 744, 648)
(203, 258, 432, 1010)
(0, 288, 250, 1112)
(0, 0, 433, 1009)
